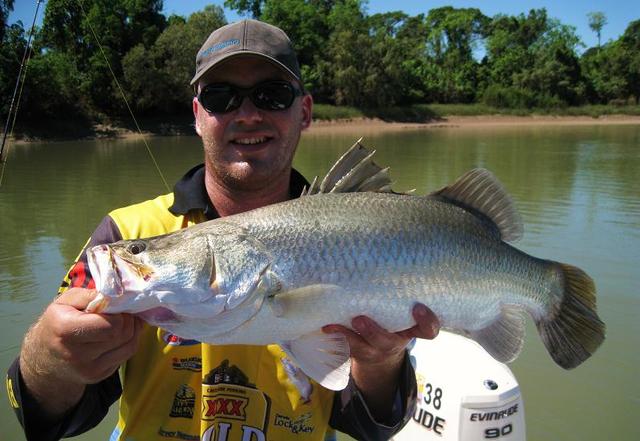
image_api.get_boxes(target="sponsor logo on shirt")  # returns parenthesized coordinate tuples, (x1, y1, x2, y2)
(203, 395, 249, 420)
(158, 428, 199, 441)
(274, 412, 315, 434)
(172, 356, 202, 372)
(201, 360, 271, 441)
(161, 331, 200, 346)
(170, 384, 196, 419)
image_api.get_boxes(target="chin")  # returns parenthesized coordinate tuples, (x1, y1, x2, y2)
(223, 163, 283, 191)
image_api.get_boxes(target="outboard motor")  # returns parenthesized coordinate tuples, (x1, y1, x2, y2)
(393, 332, 526, 441)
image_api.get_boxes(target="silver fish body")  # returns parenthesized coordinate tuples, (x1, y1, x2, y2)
(86, 143, 605, 390)
(209, 192, 550, 343)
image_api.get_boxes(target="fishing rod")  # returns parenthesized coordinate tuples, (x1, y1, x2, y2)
(0, 0, 43, 182)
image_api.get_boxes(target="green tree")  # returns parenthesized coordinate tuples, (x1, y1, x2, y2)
(523, 20, 585, 105)
(40, 0, 166, 116)
(582, 19, 640, 103)
(0, 21, 25, 121)
(587, 11, 607, 47)
(322, 0, 368, 105)
(224, 0, 263, 18)
(20, 51, 86, 120)
(483, 9, 585, 107)
(423, 6, 489, 103)
(620, 19, 640, 101)
(1, 0, 15, 41)
(122, 5, 227, 114)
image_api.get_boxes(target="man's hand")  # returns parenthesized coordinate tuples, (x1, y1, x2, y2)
(19, 288, 143, 419)
(323, 303, 440, 421)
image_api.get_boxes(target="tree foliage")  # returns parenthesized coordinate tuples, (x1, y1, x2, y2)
(581, 19, 640, 104)
(122, 5, 227, 114)
(39, 0, 166, 115)
(481, 10, 587, 107)
(1, 0, 15, 41)
(587, 11, 607, 47)
(1, 2, 638, 124)
(423, 7, 488, 103)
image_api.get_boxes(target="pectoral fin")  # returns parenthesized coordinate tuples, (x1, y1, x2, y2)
(280, 331, 351, 391)
(268, 284, 346, 318)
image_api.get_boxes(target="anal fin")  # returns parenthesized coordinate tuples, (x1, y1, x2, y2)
(280, 331, 351, 391)
(470, 308, 526, 364)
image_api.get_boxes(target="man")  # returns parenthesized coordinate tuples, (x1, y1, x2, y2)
(7, 19, 439, 441)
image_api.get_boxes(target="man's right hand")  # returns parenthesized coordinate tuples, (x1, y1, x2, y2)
(19, 288, 143, 419)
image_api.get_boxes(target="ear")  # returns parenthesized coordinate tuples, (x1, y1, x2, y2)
(300, 94, 313, 130)
(192, 96, 202, 137)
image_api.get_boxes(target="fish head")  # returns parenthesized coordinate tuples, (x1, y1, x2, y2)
(87, 230, 217, 313)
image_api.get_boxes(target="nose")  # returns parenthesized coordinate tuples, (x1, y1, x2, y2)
(233, 95, 263, 124)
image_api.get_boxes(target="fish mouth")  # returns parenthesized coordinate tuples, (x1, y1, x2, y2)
(87, 244, 154, 297)
(87, 245, 122, 296)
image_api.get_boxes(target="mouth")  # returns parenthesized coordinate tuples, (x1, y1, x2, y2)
(230, 135, 274, 149)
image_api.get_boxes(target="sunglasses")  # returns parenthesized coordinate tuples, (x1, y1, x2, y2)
(198, 80, 303, 114)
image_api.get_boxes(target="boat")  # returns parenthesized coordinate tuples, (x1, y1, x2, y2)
(393, 331, 526, 440)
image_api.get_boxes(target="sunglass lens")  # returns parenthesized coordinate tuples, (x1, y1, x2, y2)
(200, 86, 237, 113)
(252, 82, 295, 110)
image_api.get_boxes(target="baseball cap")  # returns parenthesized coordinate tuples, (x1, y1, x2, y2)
(190, 19, 302, 88)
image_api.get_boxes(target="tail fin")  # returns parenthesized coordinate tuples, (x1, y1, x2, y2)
(536, 263, 605, 369)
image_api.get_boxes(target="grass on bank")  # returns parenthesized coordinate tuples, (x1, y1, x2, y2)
(6, 103, 639, 141)
(312, 103, 640, 122)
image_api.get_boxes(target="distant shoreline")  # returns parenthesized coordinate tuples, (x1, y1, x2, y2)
(308, 114, 640, 133)
(7, 114, 640, 144)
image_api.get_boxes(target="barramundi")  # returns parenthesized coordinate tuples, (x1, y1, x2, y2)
(86, 141, 605, 391)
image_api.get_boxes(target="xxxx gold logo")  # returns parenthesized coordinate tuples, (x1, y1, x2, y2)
(200, 360, 271, 440)
(203, 395, 249, 420)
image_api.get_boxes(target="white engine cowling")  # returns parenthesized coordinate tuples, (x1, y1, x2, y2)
(393, 331, 526, 441)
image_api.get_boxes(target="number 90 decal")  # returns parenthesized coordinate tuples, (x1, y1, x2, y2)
(485, 423, 513, 438)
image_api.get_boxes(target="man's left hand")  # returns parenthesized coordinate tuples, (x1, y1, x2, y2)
(322, 303, 440, 421)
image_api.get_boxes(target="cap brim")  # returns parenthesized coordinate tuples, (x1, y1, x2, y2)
(190, 52, 301, 87)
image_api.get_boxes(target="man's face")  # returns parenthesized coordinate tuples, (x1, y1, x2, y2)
(193, 56, 313, 192)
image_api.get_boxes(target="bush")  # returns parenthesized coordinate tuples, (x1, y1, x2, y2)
(482, 85, 537, 108)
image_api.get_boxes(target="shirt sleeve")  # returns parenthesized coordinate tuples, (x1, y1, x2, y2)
(7, 215, 125, 441)
(329, 351, 418, 441)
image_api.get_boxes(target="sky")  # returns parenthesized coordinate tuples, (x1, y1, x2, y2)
(8, 0, 638, 50)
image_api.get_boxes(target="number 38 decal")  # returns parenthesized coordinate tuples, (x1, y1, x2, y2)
(423, 383, 443, 410)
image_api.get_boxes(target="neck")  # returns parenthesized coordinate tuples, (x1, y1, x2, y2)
(204, 169, 292, 217)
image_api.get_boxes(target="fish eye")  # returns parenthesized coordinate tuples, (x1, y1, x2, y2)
(128, 242, 146, 255)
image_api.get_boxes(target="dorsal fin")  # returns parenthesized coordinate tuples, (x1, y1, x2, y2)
(301, 138, 394, 196)
(431, 168, 523, 242)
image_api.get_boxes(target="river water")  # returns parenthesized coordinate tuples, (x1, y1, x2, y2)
(1, 124, 638, 440)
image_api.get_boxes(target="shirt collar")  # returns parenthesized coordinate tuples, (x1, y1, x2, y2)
(169, 163, 310, 220)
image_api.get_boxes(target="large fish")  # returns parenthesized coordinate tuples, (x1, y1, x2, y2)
(85, 141, 605, 391)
